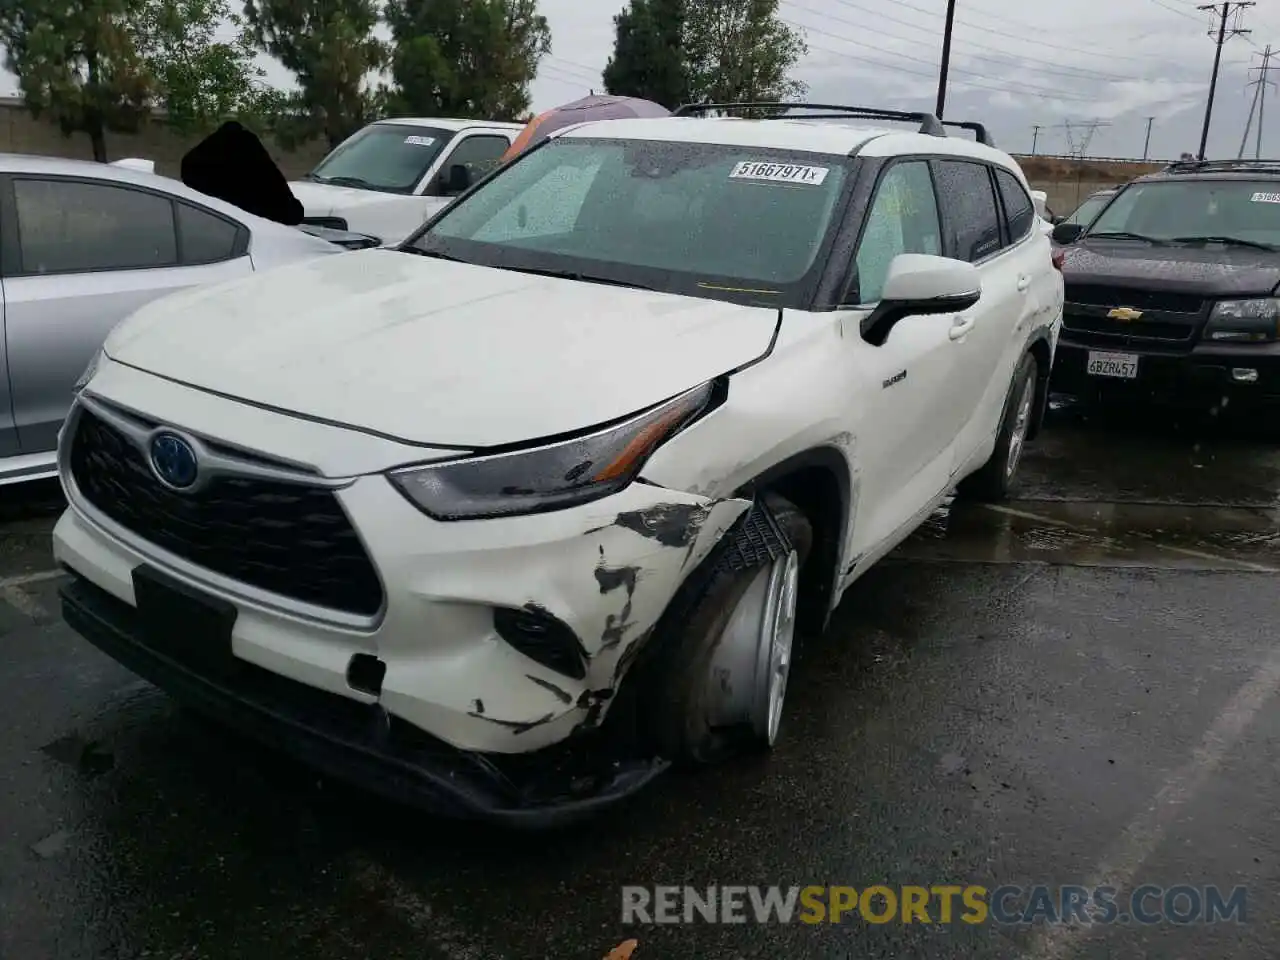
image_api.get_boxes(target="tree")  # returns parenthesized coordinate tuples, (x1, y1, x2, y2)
(0, 0, 155, 162)
(242, 0, 385, 147)
(383, 0, 551, 121)
(602, 0, 688, 109)
(136, 0, 273, 136)
(683, 0, 806, 111)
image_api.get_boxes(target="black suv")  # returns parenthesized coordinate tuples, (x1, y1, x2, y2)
(1051, 159, 1280, 407)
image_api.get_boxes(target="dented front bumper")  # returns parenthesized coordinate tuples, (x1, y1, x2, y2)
(54, 435, 749, 816)
(58, 572, 669, 825)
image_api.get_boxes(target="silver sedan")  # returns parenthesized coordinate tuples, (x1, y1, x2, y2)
(0, 153, 353, 486)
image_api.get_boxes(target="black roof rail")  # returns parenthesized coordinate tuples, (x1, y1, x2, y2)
(940, 119, 995, 147)
(673, 102, 947, 137)
(1161, 158, 1280, 173)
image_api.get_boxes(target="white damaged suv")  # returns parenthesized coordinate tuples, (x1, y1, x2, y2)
(54, 104, 1063, 825)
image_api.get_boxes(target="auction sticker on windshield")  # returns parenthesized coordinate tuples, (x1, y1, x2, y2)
(404, 136, 436, 147)
(730, 161, 830, 185)
(1250, 192, 1280, 203)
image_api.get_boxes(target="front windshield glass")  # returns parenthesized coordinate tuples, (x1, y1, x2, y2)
(308, 124, 452, 193)
(1066, 193, 1110, 226)
(408, 136, 851, 305)
(1086, 179, 1280, 245)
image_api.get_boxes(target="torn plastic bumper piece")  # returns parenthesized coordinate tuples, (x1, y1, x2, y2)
(58, 573, 668, 828)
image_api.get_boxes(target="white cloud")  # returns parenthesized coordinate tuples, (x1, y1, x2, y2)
(529, 0, 1280, 159)
(5, 0, 1280, 159)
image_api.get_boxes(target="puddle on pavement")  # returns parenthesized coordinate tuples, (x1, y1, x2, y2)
(900, 497, 1280, 570)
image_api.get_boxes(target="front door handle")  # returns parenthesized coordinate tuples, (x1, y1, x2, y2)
(949, 314, 976, 340)
(1017, 275, 1032, 293)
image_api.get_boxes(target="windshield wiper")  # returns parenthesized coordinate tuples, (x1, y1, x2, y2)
(309, 174, 380, 190)
(401, 247, 467, 262)
(1171, 235, 1280, 251)
(1086, 231, 1168, 245)
(501, 265, 655, 291)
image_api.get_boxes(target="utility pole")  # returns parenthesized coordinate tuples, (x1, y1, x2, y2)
(1198, 2, 1254, 160)
(1143, 117, 1155, 159)
(1258, 46, 1271, 157)
(1240, 46, 1275, 157)
(1031, 124, 1042, 154)
(935, 0, 958, 119)
(1240, 59, 1263, 157)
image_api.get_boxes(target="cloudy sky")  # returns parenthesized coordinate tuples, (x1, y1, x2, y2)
(524, 0, 1280, 160)
(5, 0, 1280, 160)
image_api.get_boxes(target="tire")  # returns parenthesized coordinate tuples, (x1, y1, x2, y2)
(643, 494, 813, 767)
(957, 351, 1038, 502)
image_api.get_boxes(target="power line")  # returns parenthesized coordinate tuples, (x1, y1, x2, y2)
(879, 0, 1185, 65)
(1148, 0, 1211, 22)
(1197, 2, 1253, 159)
(783, 8, 1100, 102)
(786, 20, 1097, 103)
(817, 0, 1145, 83)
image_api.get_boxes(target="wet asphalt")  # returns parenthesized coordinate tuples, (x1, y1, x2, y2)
(2, 401, 1279, 960)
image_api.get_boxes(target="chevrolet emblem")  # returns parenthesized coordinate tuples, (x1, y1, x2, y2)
(1107, 307, 1143, 322)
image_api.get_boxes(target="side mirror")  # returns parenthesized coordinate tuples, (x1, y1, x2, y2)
(1052, 221, 1085, 245)
(861, 254, 981, 347)
(1051, 215, 1067, 226)
(441, 163, 471, 195)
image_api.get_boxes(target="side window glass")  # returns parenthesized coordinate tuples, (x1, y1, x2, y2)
(15, 178, 177, 275)
(852, 160, 942, 304)
(935, 161, 1003, 262)
(440, 135, 511, 187)
(177, 202, 241, 264)
(995, 168, 1035, 242)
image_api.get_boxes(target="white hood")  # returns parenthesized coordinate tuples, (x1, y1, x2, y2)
(288, 180, 403, 216)
(103, 251, 780, 448)
(288, 181, 449, 243)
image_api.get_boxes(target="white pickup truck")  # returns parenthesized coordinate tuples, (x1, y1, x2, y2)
(289, 118, 525, 244)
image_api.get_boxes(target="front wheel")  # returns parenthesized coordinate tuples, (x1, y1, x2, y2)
(957, 351, 1038, 502)
(643, 494, 812, 766)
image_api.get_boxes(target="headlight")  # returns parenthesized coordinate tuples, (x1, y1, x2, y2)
(73, 350, 102, 393)
(388, 382, 717, 520)
(1205, 298, 1280, 342)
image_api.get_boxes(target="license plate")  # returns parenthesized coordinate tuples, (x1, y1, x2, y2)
(1086, 351, 1139, 379)
(132, 566, 238, 673)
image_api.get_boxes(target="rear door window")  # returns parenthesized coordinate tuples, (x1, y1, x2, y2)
(934, 160, 1004, 261)
(994, 168, 1035, 242)
(176, 202, 242, 264)
(14, 178, 178, 275)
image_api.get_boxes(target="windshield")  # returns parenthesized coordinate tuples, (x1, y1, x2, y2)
(1066, 192, 1111, 226)
(1085, 179, 1280, 246)
(308, 124, 452, 193)
(407, 136, 851, 306)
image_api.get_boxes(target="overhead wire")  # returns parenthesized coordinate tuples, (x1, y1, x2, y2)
(879, 0, 1202, 64)
(805, 0, 1145, 83)
(786, 19, 1098, 103)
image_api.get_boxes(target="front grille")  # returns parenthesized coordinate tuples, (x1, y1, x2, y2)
(1065, 284, 1205, 315)
(69, 410, 384, 618)
(1063, 312, 1196, 342)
